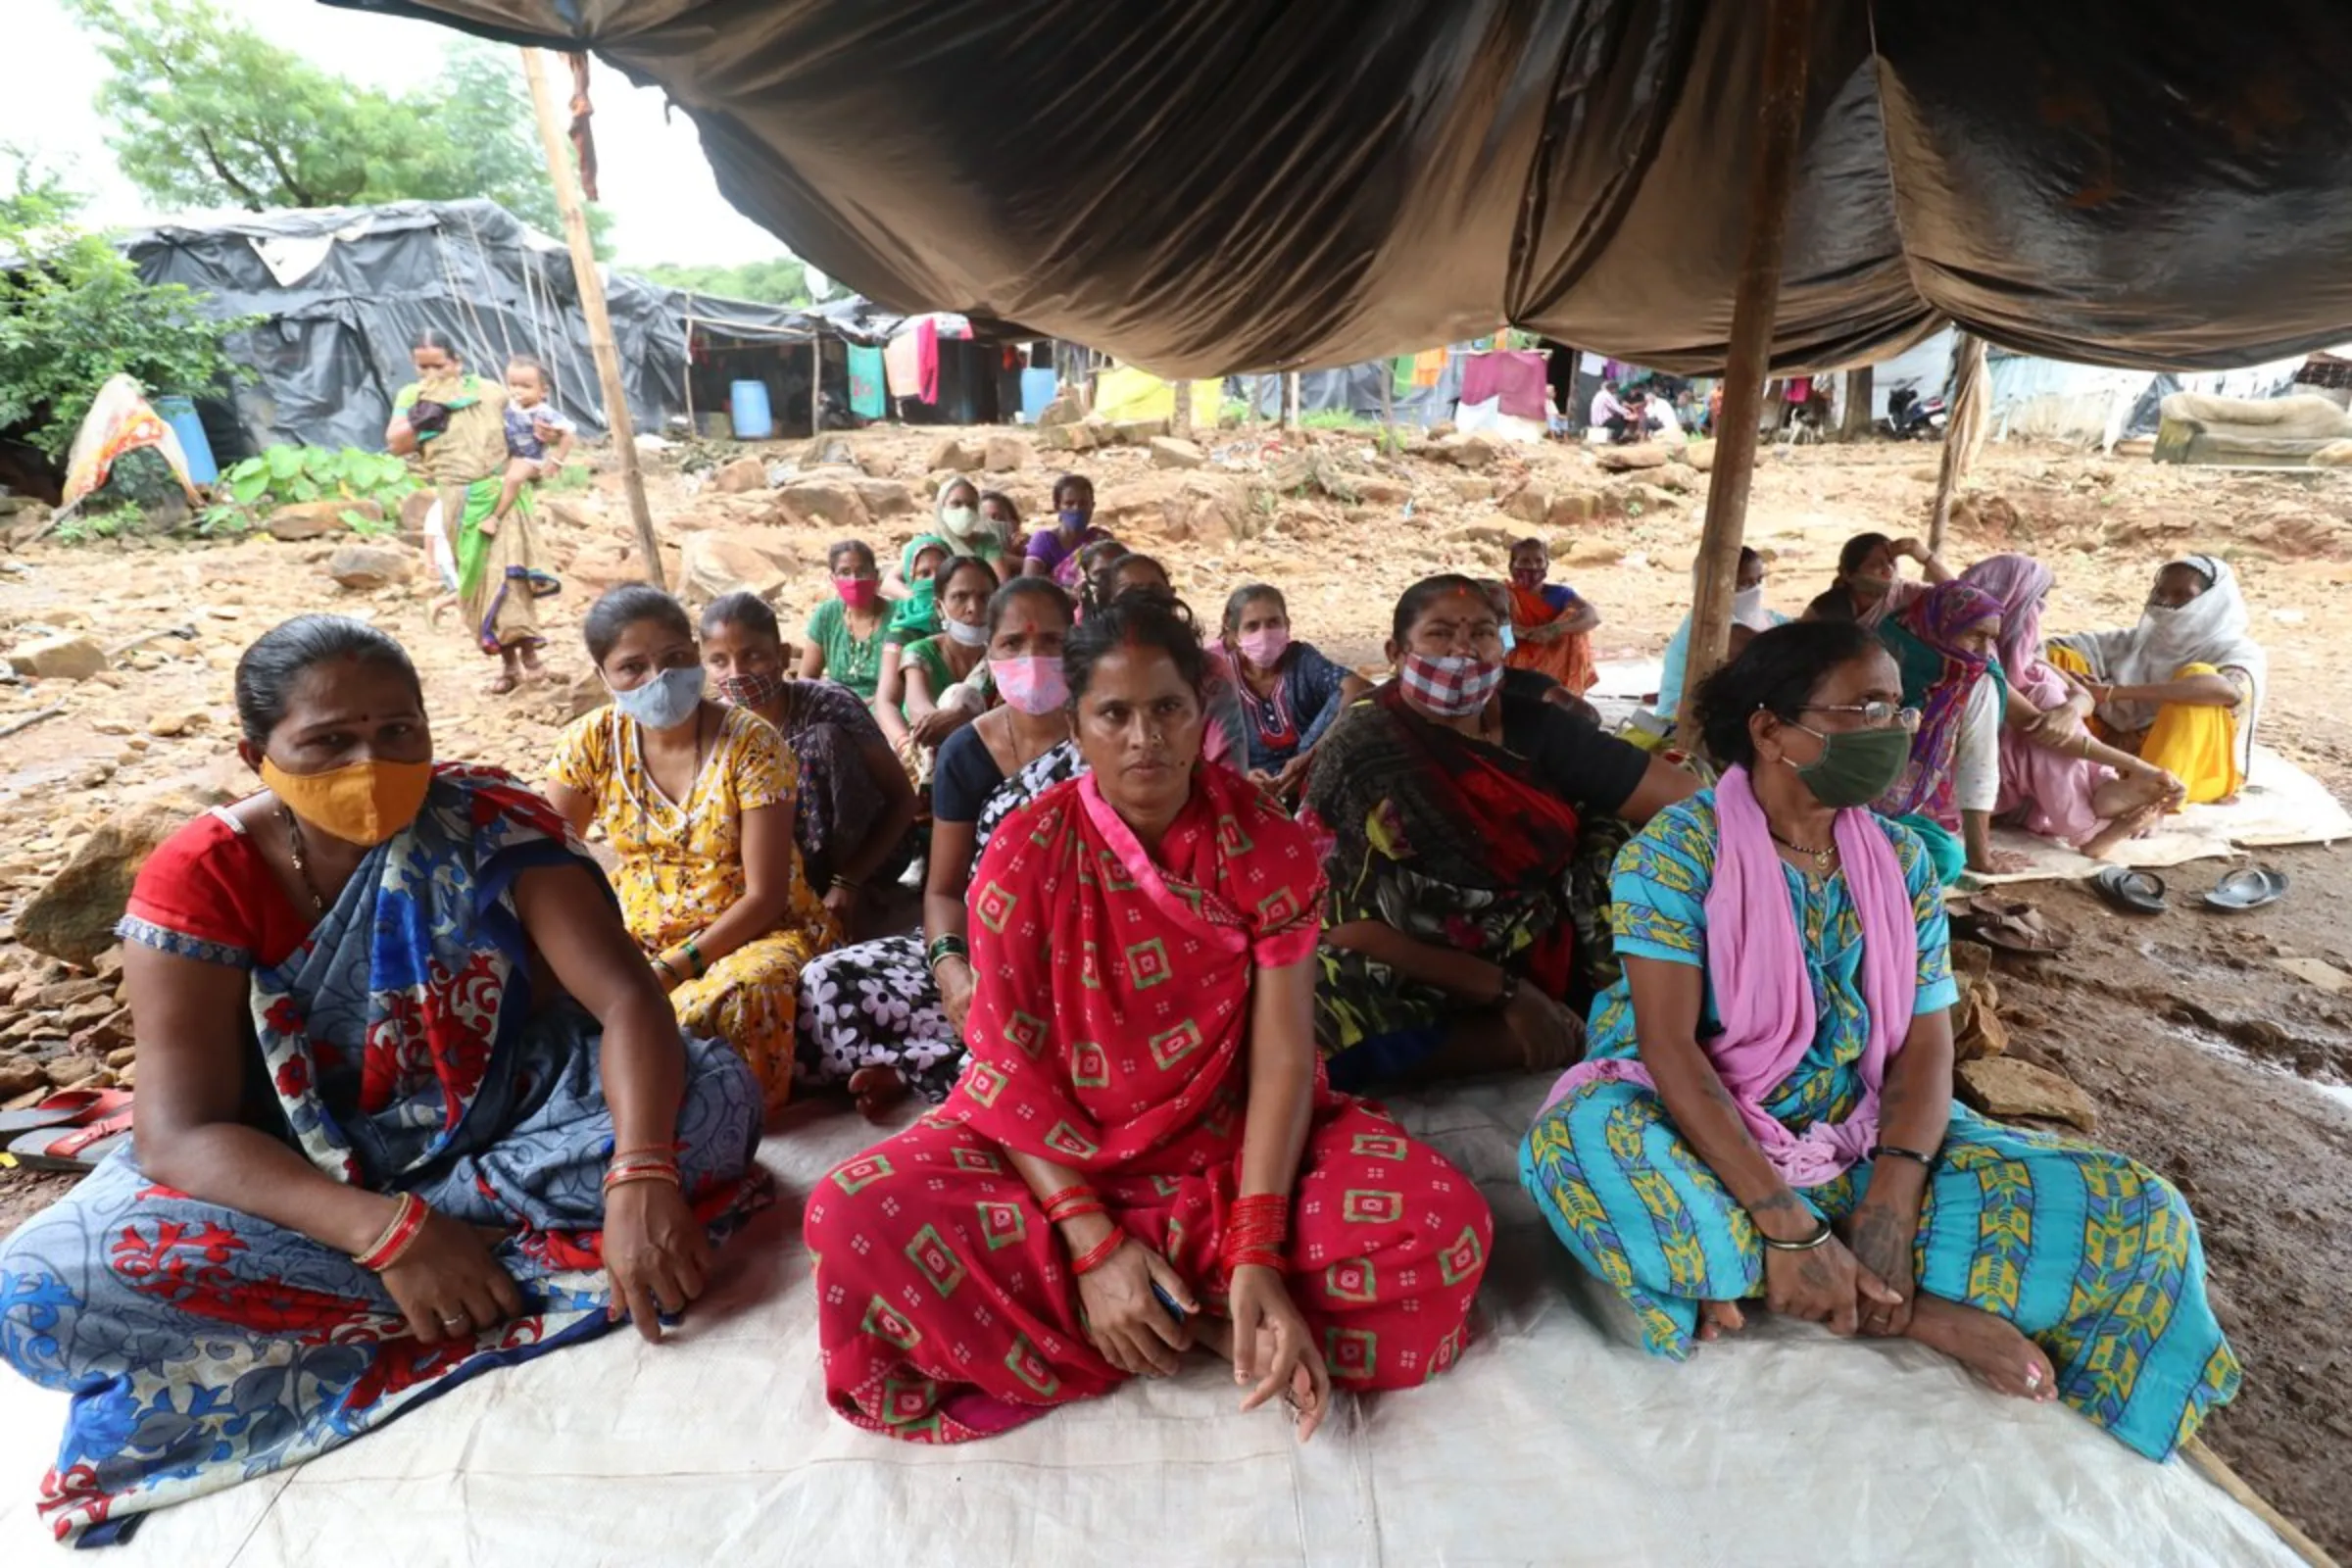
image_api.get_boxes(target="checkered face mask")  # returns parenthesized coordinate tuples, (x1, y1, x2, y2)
(1397, 652, 1503, 717)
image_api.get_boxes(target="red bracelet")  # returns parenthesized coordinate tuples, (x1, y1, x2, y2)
(1048, 1198, 1107, 1226)
(1221, 1194, 1291, 1279)
(603, 1156, 682, 1193)
(353, 1193, 429, 1272)
(1070, 1229, 1129, 1277)
(1226, 1247, 1286, 1275)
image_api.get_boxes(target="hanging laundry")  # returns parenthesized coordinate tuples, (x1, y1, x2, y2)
(1410, 347, 1448, 388)
(848, 343, 888, 418)
(883, 330, 923, 399)
(914, 317, 940, 405)
(1457, 350, 1549, 419)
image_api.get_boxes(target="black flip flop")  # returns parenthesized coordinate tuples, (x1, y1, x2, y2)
(2204, 865, 2289, 912)
(2091, 865, 2168, 916)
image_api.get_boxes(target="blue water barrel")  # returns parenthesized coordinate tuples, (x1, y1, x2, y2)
(729, 379, 774, 440)
(154, 395, 218, 485)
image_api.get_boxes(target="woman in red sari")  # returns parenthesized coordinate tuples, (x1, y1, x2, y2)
(807, 599, 1493, 1441)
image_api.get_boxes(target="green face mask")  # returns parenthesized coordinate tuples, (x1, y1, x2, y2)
(1787, 721, 1912, 808)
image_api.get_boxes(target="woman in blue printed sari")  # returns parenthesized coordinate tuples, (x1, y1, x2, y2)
(0, 616, 765, 1544)
(1519, 621, 2238, 1460)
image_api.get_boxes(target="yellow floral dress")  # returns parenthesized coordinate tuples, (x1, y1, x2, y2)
(550, 705, 839, 1112)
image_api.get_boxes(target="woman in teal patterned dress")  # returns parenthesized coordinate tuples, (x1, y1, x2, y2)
(1519, 621, 2237, 1460)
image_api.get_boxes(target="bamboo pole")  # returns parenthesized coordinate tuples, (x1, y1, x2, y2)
(1170, 378, 1194, 439)
(1929, 331, 1987, 554)
(520, 47, 665, 589)
(809, 337, 824, 437)
(1282, 371, 1301, 431)
(1677, 0, 1816, 712)
(2182, 1440, 2339, 1568)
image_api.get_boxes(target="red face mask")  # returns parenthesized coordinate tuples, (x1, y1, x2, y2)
(836, 576, 879, 610)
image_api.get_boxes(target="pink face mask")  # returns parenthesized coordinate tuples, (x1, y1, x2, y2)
(835, 576, 879, 611)
(1237, 626, 1291, 667)
(991, 655, 1068, 716)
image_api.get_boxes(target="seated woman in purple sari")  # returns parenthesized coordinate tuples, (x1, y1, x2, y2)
(0, 616, 764, 1544)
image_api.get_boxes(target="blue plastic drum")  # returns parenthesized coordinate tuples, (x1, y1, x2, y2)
(729, 379, 774, 440)
(153, 395, 219, 486)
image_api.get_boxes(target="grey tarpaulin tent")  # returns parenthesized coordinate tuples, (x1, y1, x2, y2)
(122, 199, 875, 459)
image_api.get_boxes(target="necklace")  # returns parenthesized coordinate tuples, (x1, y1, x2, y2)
(1769, 825, 1838, 874)
(280, 807, 328, 914)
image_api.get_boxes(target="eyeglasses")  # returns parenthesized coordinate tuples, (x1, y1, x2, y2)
(1801, 701, 1921, 733)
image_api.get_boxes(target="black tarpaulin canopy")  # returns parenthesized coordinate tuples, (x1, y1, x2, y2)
(326, 0, 2352, 378)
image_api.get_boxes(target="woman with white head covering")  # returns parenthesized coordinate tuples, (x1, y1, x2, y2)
(880, 474, 1011, 607)
(2047, 554, 2265, 804)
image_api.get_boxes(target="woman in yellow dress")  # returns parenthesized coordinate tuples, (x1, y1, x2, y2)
(2046, 554, 2265, 805)
(548, 584, 840, 1113)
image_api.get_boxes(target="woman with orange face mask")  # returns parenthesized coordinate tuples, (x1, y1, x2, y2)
(0, 615, 767, 1545)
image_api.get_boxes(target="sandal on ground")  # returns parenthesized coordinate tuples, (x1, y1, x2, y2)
(0, 1086, 131, 1138)
(8, 1106, 134, 1173)
(2204, 864, 2288, 912)
(482, 671, 521, 697)
(2091, 865, 2168, 916)
(1952, 896, 2073, 956)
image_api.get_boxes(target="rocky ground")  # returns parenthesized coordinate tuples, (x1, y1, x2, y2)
(2, 417, 2349, 1555)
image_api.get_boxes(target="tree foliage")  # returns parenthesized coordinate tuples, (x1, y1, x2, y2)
(641, 258, 837, 307)
(65, 0, 610, 254)
(0, 157, 247, 461)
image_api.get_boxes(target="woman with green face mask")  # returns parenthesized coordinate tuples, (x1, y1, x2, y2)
(1519, 620, 2238, 1465)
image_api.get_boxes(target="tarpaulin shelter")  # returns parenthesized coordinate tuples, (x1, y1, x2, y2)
(119, 200, 890, 458)
(329, 0, 2352, 379)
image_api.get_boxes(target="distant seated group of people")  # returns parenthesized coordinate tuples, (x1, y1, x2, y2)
(0, 473, 2245, 1543)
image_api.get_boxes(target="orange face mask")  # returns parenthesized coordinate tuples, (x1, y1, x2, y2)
(260, 758, 434, 847)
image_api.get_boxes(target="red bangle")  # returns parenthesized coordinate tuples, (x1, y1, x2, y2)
(603, 1157, 681, 1193)
(1048, 1198, 1107, 1226)
(1226, 1247, 1286, 1275)
(353, 1193, 429, 1272)
(1221, 1194, 1291, 1279)
(1070, 1229, 1129, 1277)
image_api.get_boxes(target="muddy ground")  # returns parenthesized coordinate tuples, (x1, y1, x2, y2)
(1, 424, 2348, 1556)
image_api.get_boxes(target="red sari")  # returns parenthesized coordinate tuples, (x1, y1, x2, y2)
(807, 764, 1493, 1440)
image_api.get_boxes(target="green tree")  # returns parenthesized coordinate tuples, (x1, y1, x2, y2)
(641, 258, 836, 306)
(0, 157, 247, 461)
(65, 0, 609, 253)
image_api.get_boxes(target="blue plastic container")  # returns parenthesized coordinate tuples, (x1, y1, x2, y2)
(154, 395, 219, 485)
(729, 379, 774, 440)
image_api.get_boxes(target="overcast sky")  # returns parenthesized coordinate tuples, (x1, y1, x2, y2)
(9, 0, 792, 268)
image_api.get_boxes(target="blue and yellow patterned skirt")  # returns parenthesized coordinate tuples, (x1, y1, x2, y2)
(1520, 1087, 2240, 1460)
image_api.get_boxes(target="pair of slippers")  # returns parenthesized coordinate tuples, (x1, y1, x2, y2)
(0, 1087, 134, 1173)
(2092, 863, 2289, 916)
(1954, 897, 2074, 956)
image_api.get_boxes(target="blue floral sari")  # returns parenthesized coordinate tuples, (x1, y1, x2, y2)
(0, 767, 764, 1544)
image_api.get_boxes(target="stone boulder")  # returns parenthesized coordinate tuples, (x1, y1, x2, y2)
(1954, 1056, 2095, 1133)
(1355, 478, 1413, 507)
(1150, 436, 1206, 470)
(929, 436, 986, 472)
(146, 708, 211, 738)
(982, 434, 1032, 472)
(773, 476, 872, 533)
(712, 456, 768, 494)
(0, 1054, 44, 1100)
(268, 499, 379, 541)
(1680, 439, 1717, 473)
(681, 529, 802, 603)
(1503, 487, 1549, 525)
(1429, 433, 1496, 468)
(16, 796, 212, 967)
(1593, 443, 1672, 472)
(850, 478, 917, 521)
(1037, 393, 1084, 427)
(327, 542, 420, 591)
(6, 634, 107, 682)
(1544, 493, 1598, 530)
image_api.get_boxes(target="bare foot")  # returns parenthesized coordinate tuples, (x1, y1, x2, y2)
(2082, 801, 2164, 860)
(483, 670, 519, 697)
(1906, 1296, 2058, 1402)
(1696, 1299, 1747, 1342)
(1195, 1316, 1323, 1441)
(847, 1065, 909, 1121)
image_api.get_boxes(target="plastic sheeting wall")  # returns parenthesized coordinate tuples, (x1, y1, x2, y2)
(333, 1, 2352, 379)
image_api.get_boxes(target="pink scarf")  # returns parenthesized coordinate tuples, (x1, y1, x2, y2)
(1540, 767, 1918, 1188)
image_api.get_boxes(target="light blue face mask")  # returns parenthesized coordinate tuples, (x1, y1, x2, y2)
(610, 664, 706, 730)
(1498, 623, 1517, 655)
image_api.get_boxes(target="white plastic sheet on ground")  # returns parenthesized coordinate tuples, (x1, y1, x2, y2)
(0, 1078, 2299, 1566)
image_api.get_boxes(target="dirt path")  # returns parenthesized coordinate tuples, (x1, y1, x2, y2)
(2, 426, 2349, 1554)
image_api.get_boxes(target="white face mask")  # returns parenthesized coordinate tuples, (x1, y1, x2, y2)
(944, 616, 990, 648)
(940, 504, 979, 540)
(1732, 584, 1770, 631)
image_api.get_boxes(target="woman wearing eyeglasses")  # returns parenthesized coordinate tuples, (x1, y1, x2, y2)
(1518, 620, 2237, 1461)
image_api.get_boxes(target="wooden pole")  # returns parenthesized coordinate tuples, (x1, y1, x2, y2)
(809, 336, 824, 438)
(1380, 364, 1396, 454)
(1677, 0, 1816, 713)
(682, 318, 697, 435)
(1282, 370, 1301, 431)
(1929, 331, 1987, 554)
(521, 47, 665, 589)
(1169, 378, 1194, 440)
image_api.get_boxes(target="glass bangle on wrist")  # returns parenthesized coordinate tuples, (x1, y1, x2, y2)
(1756, 1213, 1835, 1251)
(1869, 1144, 1936, 1170)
